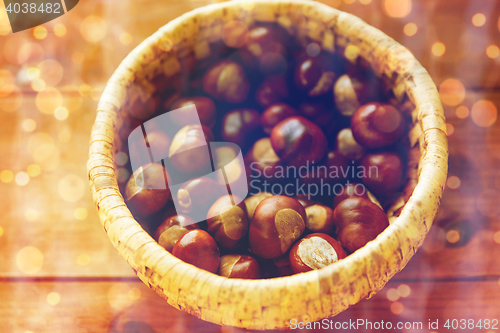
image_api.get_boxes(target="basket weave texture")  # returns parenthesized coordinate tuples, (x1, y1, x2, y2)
(87, 0, 448, 329)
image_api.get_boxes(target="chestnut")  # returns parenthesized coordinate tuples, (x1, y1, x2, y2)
(207, 195, 249, 249)
(272, 254, 294, 277)
(245, 138, 282, 180)
(289, 233, 347, 273)
(203, 60, 250, 103)
(128, 130, 171, 169)
(326, 150, 350, 180)
(336, 128, 366, 161)
(249, 195, 306, 259)
(241, 24, 289, 74)
(219, 254, 261, 279)
(360, 152, 404, 197)
(168, 124, 214, 174)
(221, 109, 262, 150)
(334, 73, 376, 116)
(176, 176, 225, 216)
(333, 197, 389, 253)
(168, 96, 217, 129)
(155, 214, 197, 252)
(298, 102, 333, 128)
(211, 143, 249, 196)
(295, 56, 336, 97)
(255, 75, 289, 107)
(351, 103, 405, 148)
(294, 194, 315, 208)
(260, 103, 298, 135)
(172, 229, 220, 273)
(270, 116, 327, 168)
(125, 163, 171, 217)
(243, 192, 273, 219)
(305, 205, 335, 234)
(332, 183, 369, 208)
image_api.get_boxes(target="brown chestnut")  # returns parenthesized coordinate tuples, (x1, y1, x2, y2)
(360, 152, 404, 197)
(289, 233, 347, 273)
(168, 124, 214, 174)
(249, 195, 306, 259)
(260, 103, 298, 135)
(351, 103, 405, 148)
(272, 254, 294, 277)
(332, 183, 369, 208)
(172, 229, 220, 273)
(211, 144, 249, 195)
(294, 194, 315, 208)
(255, 75, 289, 107)
(336, 128, 366, 161)
(333, 197, 389, 253)
(219, 254, 261, 279)
(305, 205, 335, 234)
(176, 177, 225, 215)
(270, 116, 327, 168)
(155, 214, 197, 252)
(245, 138, 282, 179)
(125, 163, 171, 217)
(334, 73, 376, 116)
(295, 56, 336, 97)
(221, 109, 262, 150)
(298, 102, 333, 129)
(207, 195, 248, 249)
(168, 96, 217, 129)
(243, 192, 273, 220)
(203, 60, 250, 103)
(128, 130, 171, 170)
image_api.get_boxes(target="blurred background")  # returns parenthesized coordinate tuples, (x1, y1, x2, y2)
(0, 0, 499, 332)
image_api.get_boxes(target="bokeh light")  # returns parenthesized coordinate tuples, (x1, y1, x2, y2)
(360, 0, 372, 4)
(472, 13, 486, 27)
(80, 16, 107, 43)
(22, 119, 37, 132)
(471, 100, 497, 127)
(77, 253, 90, 266)
(486, 45, 499, 59)
(47, 292, 60, 306)
(439, 79, 465, 106)
(445, 123, 454, 136)
(17, 42, 44, 64)
(25, 208, 40, 221)
(119, 32, 133, 45)
(54, 107, 69, 120)
(306, 43, 321, 57)
(455, 105, 469, 119)
(384, 0, 411, 18)
(33, 26, 48, 40)
(115, 152, 129, 166)
(36, 87, 63, 114)
(58, 128, 72, 143)
(0, 170, 14, 183)
(54, 24, 67, 37)
(446, 229, 460, 244)
(397, 284, 411, 297)
(0, 226, 3, 237)
(58, 175, 86, 202)
(15, 172, 30, 186)
(447, 176, 461, 189)
(386, 288, 400, 301)
(343, 0, 355, 5)
(390, 302, 404, 314)
(493, 231, 500, 244)
(404, 23, 418, 36)
(27, 164, 41, 177)
(432, 42, 446, 57)
(16, 246, 43, 274)
(31, 79, 46, 92)
(128, 288, 141, 301)
(79, 84, 92, 97)
(74, 207, 88, 220)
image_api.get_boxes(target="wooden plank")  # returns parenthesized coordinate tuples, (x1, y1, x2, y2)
(0, 279, 499, 332)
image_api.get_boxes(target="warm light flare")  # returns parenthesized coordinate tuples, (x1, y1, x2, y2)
(439, 79, 465, 106)
(403, 23, 418, 36)
(384, 0, 412, 18)
(447, 176, 461, 190)
(472, 13, 486, 27)
(445, 123, 454, 136)
(33, 26, 48, 40)
(455, 106, 469, 119)
(432, 42, 446, 57)
(486, 45, 500, 59)
(54, 24, 67, 37)
(390, 302, 404, 315)
(471, 100, 497, 127)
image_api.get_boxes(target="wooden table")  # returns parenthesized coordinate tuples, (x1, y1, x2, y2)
(1, 0, 499, 332)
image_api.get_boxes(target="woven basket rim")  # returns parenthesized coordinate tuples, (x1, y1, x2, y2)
(88, 0, 448, 329)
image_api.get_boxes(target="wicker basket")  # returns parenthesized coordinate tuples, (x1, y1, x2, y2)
(87, 0, 448, 329)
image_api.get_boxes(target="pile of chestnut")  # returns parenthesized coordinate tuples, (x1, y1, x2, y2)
(119, 22, 411, 279)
